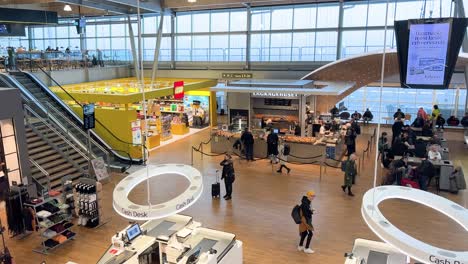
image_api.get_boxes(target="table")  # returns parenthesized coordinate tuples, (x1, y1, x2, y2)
(382, 117, 393, 124)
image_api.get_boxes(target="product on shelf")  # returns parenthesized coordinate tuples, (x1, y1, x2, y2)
(283, 136, 317, 144)
(75, 178, 103, 228)
(212, 130, 237, 138)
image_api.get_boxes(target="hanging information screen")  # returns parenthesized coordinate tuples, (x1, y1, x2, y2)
(83, 103, 95, 130)
(406, 22, 450, 86)
(395, 18, 468, 89)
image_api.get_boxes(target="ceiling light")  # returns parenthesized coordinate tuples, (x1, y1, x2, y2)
(64, 4, 72, 12)
(188, 0, 196, 3)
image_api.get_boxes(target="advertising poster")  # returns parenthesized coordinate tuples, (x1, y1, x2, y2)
(184, 95, 210, 126)
(131, 120, 141, 146)
(91, 157, 109, 182)
(406, 23, 450, 86)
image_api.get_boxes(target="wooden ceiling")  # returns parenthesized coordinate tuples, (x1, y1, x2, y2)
(0, 0, 343, 18)
(165, 0, 341, 11)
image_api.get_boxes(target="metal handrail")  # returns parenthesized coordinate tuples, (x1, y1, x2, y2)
(24, 104, 90, 163)
(43, 101, 110, 158)
(29, 158, 50, 191)
(24, 67, 145, 163)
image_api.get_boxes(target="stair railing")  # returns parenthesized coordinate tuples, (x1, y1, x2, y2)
(29, 158, 50, 191)
(24, 104, 90, 172)
(22, 65, 145, 163)
(43, 101, 111, 170)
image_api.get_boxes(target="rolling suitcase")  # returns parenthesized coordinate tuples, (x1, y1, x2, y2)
(212, 170, 220, 198)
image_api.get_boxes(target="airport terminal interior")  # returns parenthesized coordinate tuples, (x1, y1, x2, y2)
(0, 0, 467, 263)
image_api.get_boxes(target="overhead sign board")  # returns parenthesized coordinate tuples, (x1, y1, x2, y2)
(222, 73, 253, 79)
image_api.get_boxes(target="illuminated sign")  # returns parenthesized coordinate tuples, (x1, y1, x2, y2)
(222, 73, 253, 79)
(252, 92, 298, 97)
(174, 81, 184, 100)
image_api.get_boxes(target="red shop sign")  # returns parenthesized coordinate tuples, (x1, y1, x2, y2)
(174, 81, 184, 100)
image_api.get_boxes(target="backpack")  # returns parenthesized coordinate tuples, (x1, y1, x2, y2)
(283, 144, 291, 156)
(291, 205, 302, 224)
(341, 160, 348, 172)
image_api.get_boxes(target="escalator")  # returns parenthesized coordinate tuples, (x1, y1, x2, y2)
(3, 71, 142, 170)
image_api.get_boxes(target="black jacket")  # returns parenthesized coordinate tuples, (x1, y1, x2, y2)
(393, 111, 405, 119)
(241, 131, 254, 145)
(300, 196, 312, 226)
(363, 110, 373, 119)
(267, 133, 279, 146)
(392, 121, 404, 136)
(412, 117, 425, 128)
(462, 116, 468, 127)
(220, 159, 235, 183)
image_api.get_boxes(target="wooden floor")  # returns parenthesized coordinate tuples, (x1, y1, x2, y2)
(2, 125, 468, 264)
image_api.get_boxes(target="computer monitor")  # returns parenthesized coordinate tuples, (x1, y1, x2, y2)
(126, 224, 142, 242)
(273, 128, 279, 134)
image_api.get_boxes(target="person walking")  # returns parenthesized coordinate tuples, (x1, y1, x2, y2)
(344, 124, 357, 156)
(267, 129, 279, 163)
(277, 141, 291, 174)
(220, 154, 235, 200)
(341, 154, 357, 196)
(97, 48, 104, 67)
(392, 118, 404, 144)
(240, 128, 254, 161)
(297, 191, 315, 254)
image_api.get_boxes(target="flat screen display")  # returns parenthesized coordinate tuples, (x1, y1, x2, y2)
(395, 18, 468, 89)
(406, 23, 450, 86)
(0, 24, 9, 34)
(126, 224, 141, 242)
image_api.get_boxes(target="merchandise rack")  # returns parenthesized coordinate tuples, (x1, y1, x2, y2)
(24, 197, 74, 255)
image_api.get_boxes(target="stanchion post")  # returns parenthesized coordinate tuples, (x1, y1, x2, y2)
(319, 160, 323, 181)
(201, 144, 204, 160)
(191, 148, 194, 165)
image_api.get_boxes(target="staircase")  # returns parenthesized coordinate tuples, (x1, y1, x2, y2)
(26, 123, 88, 190)
(8, 71, 137, 169)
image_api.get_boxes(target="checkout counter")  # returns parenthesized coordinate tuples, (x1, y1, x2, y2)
(98, 214, 243, 264)
(210, 129, 344, 163)
(344, 239, 408, 264)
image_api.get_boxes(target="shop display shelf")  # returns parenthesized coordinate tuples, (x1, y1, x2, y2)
(160, 110, 184, 114)
(43, 234, 76, 251)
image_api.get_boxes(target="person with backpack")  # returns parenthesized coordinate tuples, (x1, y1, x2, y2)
(220, 154, 235, 200)
(297, 191, 315, 254)
(417, 157, 435, 191)
(341, 154, 357, 196)
(277, 141, 291, 174)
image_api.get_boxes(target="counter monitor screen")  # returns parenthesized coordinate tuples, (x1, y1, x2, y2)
(273, 128, 279, 134)
(126, 224, 142, 242)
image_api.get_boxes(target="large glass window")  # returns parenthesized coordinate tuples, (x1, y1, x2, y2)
(315, 31, 338, 61)
(270, 33, 292, 61)
(343, 2, 368, 28)
(176, 36, 191, 61)
(250, 33, 270, 61)
(192, 13, 210, 33)
(177, 13, 191, 33)
(210, 35, 229, 61)
(271, 8, 293, 30)
(192, 35, 209, 61)
(211, 11, 229, 32)
(316, 3, 339, 28)
(342, 30, 366, 58)
(293, 5, 317, 29)
(229, 34, 246, 61)
(251, 8, 271, 31)
(367, 1, 396, 26)
(292, 32, 315, 61)
(230, 10, 247, 31)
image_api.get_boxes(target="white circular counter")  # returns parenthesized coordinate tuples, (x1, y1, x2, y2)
(362, 186, 468, 264)
(113, 164, 203, 220)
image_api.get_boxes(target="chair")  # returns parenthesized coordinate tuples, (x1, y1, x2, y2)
(340, 112, 350, 120)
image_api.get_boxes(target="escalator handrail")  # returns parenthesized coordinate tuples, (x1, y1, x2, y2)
(20, 69, 145, 163)
(31, 66, 144, 149)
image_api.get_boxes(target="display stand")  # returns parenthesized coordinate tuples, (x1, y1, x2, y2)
(24, 197, 74, 255)
(61, 176, 75, 217)
(75, 177, 108, 229)
(7, 185, 31, 240)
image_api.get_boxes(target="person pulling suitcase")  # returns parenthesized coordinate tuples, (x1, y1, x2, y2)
(220, 154, 235, 200)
